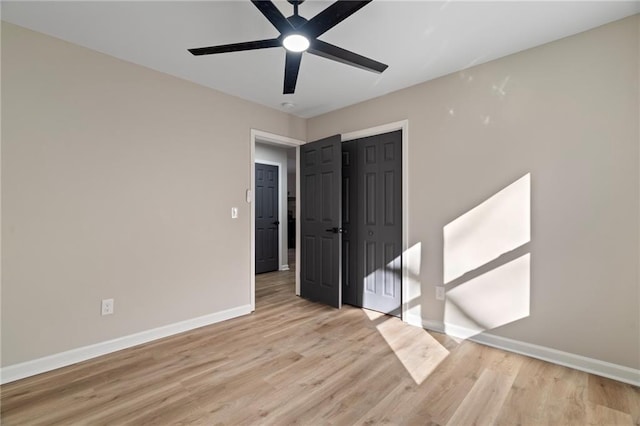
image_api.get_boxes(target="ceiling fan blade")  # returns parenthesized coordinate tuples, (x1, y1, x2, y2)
(188, 38, 281, 56)
(302, 0, 371, 38)
(308, 39, 387, 73)
(251, 0, 294, 33)
(283, 51, 303, 94)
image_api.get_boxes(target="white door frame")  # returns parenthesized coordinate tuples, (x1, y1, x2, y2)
(341, 120, 410, 321)
(250, 129, 305, 312)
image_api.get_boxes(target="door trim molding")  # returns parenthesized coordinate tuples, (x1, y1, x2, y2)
(250, 129, 305, 312)
(341, 120, 409, 320)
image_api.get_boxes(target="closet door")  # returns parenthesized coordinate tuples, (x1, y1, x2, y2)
(342, 140, 359, 307)
(356, 130, 402, 316)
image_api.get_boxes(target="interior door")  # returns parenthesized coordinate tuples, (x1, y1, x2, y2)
(342, 140, 358, 306)
(356, 130, 402, 316)
(300, 135, 342, 308)
(255, 163, 279, 274)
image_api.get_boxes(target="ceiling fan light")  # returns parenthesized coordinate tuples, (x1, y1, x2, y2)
(283, 34, 309, 52)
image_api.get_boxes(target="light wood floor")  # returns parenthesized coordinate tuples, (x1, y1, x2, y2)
(2, 265, 638, 425)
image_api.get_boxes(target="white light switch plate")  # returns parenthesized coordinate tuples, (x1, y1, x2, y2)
(231, 207, 238, 219)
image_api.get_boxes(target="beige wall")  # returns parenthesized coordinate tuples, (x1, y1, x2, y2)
(2, 15, 639, 372)
(255, 142, 289, 269)
(308, 16, 639, 369)
(1, 22, 305, 366)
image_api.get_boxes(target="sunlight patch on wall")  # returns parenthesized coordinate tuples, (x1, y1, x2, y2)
(444, 253, 530, 339)
(444, 173, 530, 283)
(404, 242, 423, 326)
(443, 173, 531, 340)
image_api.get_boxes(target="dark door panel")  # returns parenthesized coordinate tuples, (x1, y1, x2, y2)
(300, 135, 342, 308)
(353, 130, 402, 316)
(255, 163, 279, 274)
(342, 140, 358, 306)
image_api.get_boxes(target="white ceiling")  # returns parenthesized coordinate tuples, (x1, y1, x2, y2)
(2, 1, 638, 118)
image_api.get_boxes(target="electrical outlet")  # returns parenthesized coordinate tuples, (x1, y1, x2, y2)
(101, 298, 114, 316)
(435, 286, 445, 301)
(231, 207, 238, 219)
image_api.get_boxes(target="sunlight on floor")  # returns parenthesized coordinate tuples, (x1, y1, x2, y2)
(358, 239, 448, 385)
(365, 309, 450, 385)
(363, 309, 386, 321)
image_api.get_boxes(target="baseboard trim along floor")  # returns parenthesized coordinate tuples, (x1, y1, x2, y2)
(0, 304, 252, 384)
(410, 316, 640, 387)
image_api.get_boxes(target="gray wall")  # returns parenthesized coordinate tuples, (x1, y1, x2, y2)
(308, 15, 640, 369)
(1, 22, 306, 366)
(255, 142, 289, 270)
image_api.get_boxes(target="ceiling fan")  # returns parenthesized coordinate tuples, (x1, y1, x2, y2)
(188, 0, 388, 94)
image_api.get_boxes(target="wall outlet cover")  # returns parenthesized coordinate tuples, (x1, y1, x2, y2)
(101, 298, 114, 316)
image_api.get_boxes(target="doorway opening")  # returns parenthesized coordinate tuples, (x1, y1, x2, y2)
(251, 121, 409, 321)
(250, 130, 304, 312)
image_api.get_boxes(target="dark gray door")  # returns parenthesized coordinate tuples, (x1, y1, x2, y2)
(255, 163, 279, 274)
(352, 130, 403, 316)
(300, 135, 342, 308)
(342, 140, 358, 307)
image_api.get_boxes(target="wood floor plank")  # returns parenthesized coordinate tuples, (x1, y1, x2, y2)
(445, 368, 516, 426)
(586, 403, 634, 426)
(352, 378, 439, 425)
(587, 374, 640, 425)
(2, 264, 638, 425)
(402, 341, 493, 425)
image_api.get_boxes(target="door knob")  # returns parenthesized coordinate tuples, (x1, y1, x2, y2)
(325, 227, 344, 234)
(273, 221, 280, 225)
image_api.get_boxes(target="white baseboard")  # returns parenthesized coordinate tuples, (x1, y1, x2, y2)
(405, 313, 425, 328)
(0, 304, 252, 385)
(280, 265, 290, 271)
(415, 318, 640, 387)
